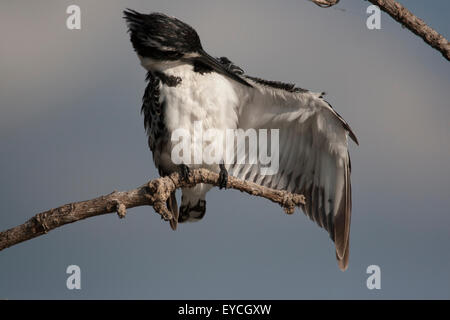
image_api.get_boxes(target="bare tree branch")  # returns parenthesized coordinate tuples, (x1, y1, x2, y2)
(0, 169, 305, 252)
(310, 0, 450, 61)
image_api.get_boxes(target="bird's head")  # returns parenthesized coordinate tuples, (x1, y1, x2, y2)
(124, 10, 201, 61)
(123, 10, 251, 86)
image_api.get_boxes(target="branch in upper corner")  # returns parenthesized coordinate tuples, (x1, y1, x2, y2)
(0, 169, 305, 252)
(368, 0, 450, 61)
(310, 0, 450, 61)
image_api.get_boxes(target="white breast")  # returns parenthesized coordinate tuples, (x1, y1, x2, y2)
(159, 63, 243, 171)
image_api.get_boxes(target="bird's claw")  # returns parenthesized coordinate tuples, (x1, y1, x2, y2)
(218, 163, 228, 189)
(179, 164, 191, 182)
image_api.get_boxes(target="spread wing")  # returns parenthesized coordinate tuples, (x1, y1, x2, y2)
(224, 61, 358, 270)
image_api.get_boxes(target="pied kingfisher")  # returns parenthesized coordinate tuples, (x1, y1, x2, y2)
(124, 10, 358, 270)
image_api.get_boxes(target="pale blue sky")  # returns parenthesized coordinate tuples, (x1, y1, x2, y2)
(0, 0, 449, 299)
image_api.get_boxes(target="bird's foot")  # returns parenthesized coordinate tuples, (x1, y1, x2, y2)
(218, 163, 228, 189)
(178, 164, 191, 182)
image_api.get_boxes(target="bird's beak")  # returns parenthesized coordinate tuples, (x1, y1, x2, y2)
(194, 50, 252, 87)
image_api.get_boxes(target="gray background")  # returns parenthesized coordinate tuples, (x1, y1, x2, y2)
(0, 0, 449, 299)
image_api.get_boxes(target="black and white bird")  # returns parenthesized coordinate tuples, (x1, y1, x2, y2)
(124, 10, 358, 270)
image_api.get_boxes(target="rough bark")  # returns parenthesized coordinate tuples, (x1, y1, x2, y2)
(0, 169, 305, 252)
(310, 0, 450, 61)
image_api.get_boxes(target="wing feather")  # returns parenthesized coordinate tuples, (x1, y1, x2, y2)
(233, 79, 356, 270)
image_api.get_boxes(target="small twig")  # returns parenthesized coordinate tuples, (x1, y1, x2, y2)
(114, 200, 127, 219)
(0, 169, 305, 252)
